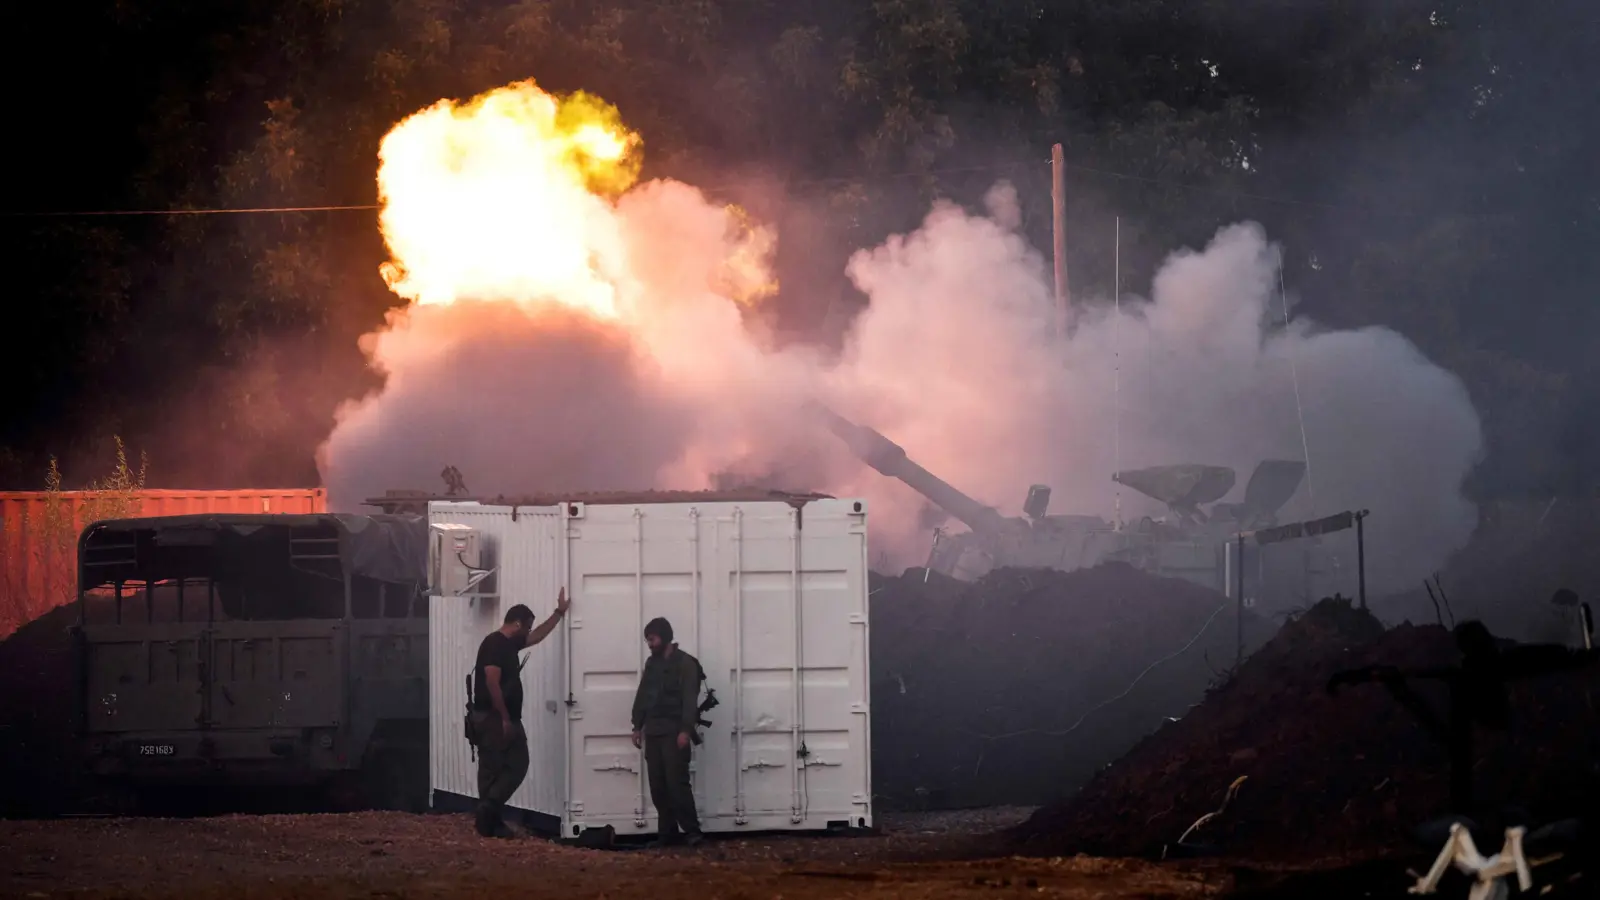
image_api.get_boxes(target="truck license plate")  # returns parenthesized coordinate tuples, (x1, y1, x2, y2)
(138, 744, 176, 756)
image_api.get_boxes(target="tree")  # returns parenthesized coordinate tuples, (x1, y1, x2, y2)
(6, 0, 1597, 497)
(0, 439, 147, 636)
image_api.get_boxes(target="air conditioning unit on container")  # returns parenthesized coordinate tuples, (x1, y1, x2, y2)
(429, 522, 483, 597)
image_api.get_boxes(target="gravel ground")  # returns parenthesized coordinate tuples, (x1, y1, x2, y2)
(0, 808, 1227, 900)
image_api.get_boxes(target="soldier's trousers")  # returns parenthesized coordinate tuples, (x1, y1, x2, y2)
(644, 734, 701, 837)
(475, 715, 529, 808)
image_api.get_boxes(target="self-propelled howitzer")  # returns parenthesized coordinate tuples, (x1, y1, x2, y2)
(811, 404, 1340, 607)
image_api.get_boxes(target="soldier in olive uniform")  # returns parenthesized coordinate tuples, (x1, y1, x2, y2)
(630, 617, 704, 847)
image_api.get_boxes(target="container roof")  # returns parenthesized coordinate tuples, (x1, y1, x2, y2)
(365, 488, 836, 511)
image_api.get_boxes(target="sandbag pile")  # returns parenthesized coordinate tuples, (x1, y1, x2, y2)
(1011, 596, 1600, 861)
(868, 563, 1270, 810)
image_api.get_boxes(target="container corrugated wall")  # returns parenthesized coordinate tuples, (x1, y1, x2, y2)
(0, 488, 327, 637)
(427, 503, 568, 818)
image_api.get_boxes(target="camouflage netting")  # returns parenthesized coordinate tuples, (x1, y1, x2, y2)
(868, 563, 1273, 810)
(1009, 597, 1600, 861)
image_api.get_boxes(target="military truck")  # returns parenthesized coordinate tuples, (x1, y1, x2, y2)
(73, 512, 431, 811)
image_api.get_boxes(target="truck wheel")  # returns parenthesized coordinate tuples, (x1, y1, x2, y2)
(326, 772, 366, 812)
(104, 785, 143, 817)
(363, 751, 427, 813)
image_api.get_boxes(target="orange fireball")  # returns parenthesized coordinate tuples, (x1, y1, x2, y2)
(375, 81, 642, 318)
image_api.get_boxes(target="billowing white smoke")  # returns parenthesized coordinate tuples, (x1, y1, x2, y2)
(321, 181, 1482, 594)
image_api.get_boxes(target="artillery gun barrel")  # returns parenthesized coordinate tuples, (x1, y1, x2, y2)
(808, 402, 1008, 534)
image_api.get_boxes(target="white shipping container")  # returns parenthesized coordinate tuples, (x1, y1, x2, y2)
(427, 496, 873, 839)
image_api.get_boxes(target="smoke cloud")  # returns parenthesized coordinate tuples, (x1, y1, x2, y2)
(319, 86, 1482, 594)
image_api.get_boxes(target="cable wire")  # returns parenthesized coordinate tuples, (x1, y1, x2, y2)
(1, 204, 380, 218)
(961, 600, 1232, 778)
(967, 600, 1232, 746)
(0, 157, 1454, 219)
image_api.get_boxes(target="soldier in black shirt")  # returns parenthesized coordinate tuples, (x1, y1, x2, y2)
(631, 616, 704, 847)
(471, 589, 569, 838)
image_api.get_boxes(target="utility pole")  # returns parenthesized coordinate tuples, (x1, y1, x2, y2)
(1355, 509, 1370, 610)
(1051, 143, 1070, 334)
(1235, 533, 1246, 670)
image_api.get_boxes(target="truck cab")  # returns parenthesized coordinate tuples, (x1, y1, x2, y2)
(74, 513, 430, 810)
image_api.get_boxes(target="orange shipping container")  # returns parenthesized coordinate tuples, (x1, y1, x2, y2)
(0, 489, 327, 637)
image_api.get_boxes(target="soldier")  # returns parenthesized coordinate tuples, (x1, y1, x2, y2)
(471, 589, 569, 838)
(631, 617, 705, 847)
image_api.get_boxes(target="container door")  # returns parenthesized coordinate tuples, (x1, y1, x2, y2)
(717, 503, 872, 829)
(565, 505, 705, 834)
(717, 507, 805, 819)
(790, 519, 872, 823)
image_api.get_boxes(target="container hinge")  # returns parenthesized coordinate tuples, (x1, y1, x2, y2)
(847, 612, 866, 625)
(800, 756, 840, 769)
(850, 702, 868, 714)
(594, 758, 638, 774)
(567, 709, 584, 720)
(569, 801, 584, 814)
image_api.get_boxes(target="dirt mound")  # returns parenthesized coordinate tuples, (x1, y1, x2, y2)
(869, 563, 1272, 810)
(0, 599, 88, 817)
(1012, 597, 1600, 860)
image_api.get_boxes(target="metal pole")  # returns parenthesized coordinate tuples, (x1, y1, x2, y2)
(1235, 533, 1245, 670)
(1113, 215, 1122, 530)
(1355, 510, 1368, 610)
(1051, 143, 1069, 332)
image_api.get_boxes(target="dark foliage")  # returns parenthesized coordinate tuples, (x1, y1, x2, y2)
(5, 1, 1598, 495)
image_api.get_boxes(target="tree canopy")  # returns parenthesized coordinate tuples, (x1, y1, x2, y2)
(6, 0, 1596, 497)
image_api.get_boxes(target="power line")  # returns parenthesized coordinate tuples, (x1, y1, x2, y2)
(0, 204, 380, 218)
(0, 158, 1388, 219)
(0, 163, 1035, 218)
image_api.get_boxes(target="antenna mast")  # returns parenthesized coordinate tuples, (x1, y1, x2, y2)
(1114, 215, 1123, 530)
(1051, 143, 1070, 333)
(1279, 255, 1315, 515)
